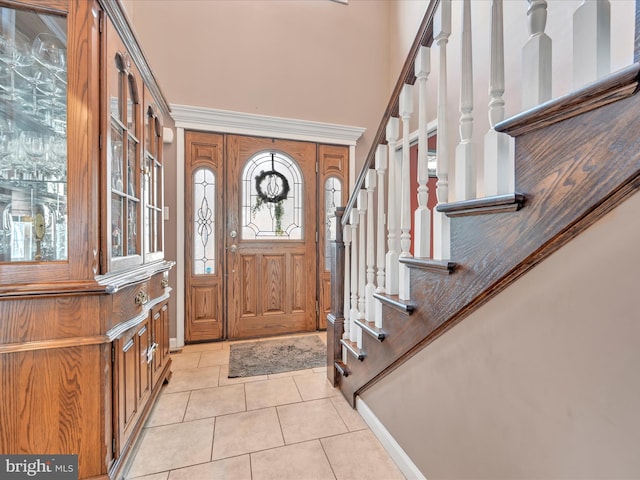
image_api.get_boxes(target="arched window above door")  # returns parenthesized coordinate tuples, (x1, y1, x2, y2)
(241, 151, 303, 240)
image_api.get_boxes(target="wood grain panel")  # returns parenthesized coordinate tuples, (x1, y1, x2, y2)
(0, 296, 101, 344)
(193, 286, 216, 320)
(241, 254, 257, 316)
(262, 254, 285, 314)
(291, 253, 307, 313)
(137, 324, 150, 407)
(0, 346, 104, 476)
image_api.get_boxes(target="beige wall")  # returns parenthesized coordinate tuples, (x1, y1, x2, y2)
(361, 190, 640, 478)
(123, 0, 403, 170)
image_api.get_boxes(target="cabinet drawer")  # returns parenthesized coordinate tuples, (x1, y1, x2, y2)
(147, 272, 167, 302)
(111, 282, 149, 326)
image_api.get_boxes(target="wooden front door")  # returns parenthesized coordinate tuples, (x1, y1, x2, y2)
(185, 132, 335, 342)
(226, 135, 317, 339)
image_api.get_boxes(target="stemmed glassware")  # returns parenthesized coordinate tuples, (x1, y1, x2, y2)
(19, 130, 47, 179)
(0, 33, 34, 102)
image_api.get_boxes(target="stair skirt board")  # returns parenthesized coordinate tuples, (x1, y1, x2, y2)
(356, 397, 427, 480)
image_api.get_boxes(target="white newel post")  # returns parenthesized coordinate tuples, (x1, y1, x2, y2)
(573, 0, 610, 89)
(414, 46, 432, 258)
(349, 209, 359, 344)
(365, 169, 376, 325)
(385, 117, 400, 294)
(433, 0, 451, 260)
(357, 189, 367, 348)
(455, 0, 476, 201)
(522, 0, 552, 110)
(484, 0, 515, 196)
(343, 223, 351, 342)
(399, 84, 413, 301)
(374, 145, 387, 329)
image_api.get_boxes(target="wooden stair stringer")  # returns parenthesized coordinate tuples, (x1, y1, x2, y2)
(337, 78, 640, 407)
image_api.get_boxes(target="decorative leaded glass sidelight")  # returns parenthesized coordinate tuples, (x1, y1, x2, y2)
(241, 151, 303, 240)
(193, 168, 216, 275)
(324, 177, 342, 270)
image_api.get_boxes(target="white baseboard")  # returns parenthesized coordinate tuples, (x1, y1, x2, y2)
(170, 337, 178, 350)
(356, 397, 427, 480)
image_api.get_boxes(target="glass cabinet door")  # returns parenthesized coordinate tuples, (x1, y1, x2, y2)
(106, 34, 142, 271)
(0, 6, 67, 263)
(143, 99, 164, 263)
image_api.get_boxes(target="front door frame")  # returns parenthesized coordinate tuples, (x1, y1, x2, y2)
(171, 105, 364, 349)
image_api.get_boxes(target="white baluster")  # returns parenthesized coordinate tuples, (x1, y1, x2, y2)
(349, 209, 359, 344)
(365, 169, 376, 324)
(484, 0, 515, 196)
(433, 0, 451, 260)
(357, 189, 367, 331)
(343, 223, 351, 341)
(455, 0, 476, 201)
(385, 117, 400, 294)
(414, 46, 431, 258)
(399, 83, 413, 301)
(522, 0, 552, 109)
(374, 145, 387, 329)
(573, 0, 610, 89)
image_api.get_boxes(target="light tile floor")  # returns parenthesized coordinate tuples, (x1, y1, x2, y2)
(125, 332, 406, 480)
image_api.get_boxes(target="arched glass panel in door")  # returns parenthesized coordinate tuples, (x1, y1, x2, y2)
(241, 151, 303, 240)
(193, 167, 216, 275)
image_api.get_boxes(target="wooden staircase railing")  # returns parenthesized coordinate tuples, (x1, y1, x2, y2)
(327, 0, 640, 406)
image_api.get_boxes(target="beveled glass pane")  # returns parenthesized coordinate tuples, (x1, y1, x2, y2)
(126, 76, 135, 131)
(111, 194, 123, 257)
(241, 152, 302, 240)
(193, 167, 215, 275)
(127, 199, 137, 255)
(144, 204, 151, 253)
(324, 177, 342, 270)
(111, 126, 124, 191)
(0, 7, 68, 263)
(127, 137, 137, 196)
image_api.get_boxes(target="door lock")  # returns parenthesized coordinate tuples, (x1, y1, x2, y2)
(229, 230, 237, 238)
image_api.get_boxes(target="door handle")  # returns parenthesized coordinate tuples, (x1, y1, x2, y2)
(229, 244, 238, 253)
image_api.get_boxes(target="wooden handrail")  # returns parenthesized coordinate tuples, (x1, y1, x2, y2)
(342, 0, 440, 226)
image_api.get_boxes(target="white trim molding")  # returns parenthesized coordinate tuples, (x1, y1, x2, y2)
(171, 104, 365, 146)
(356, 397, 427, 480)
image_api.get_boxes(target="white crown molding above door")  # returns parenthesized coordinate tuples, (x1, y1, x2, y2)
(171, 104, 365, 146)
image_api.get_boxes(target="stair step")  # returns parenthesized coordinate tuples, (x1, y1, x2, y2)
(340, 339, 366, 361)
(400, 257, 456, 274)
(373, 293, 415, 315)
(334, 360, 350, 377)
(354, 318, 386, 341)
(436, 193, 525, 217)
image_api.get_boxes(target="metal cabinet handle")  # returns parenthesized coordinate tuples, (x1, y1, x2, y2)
(135, 291, 149, 305)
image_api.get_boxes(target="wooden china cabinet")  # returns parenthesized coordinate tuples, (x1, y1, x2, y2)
(0, 0, 173, 478)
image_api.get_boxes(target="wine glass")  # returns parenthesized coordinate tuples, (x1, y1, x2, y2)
(0, 33, 34, 102)
(0, 129, 17, 178)
(32, 33, 66, 75)
(48, 134, 67, 180)
(19, 130, 47, 179)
